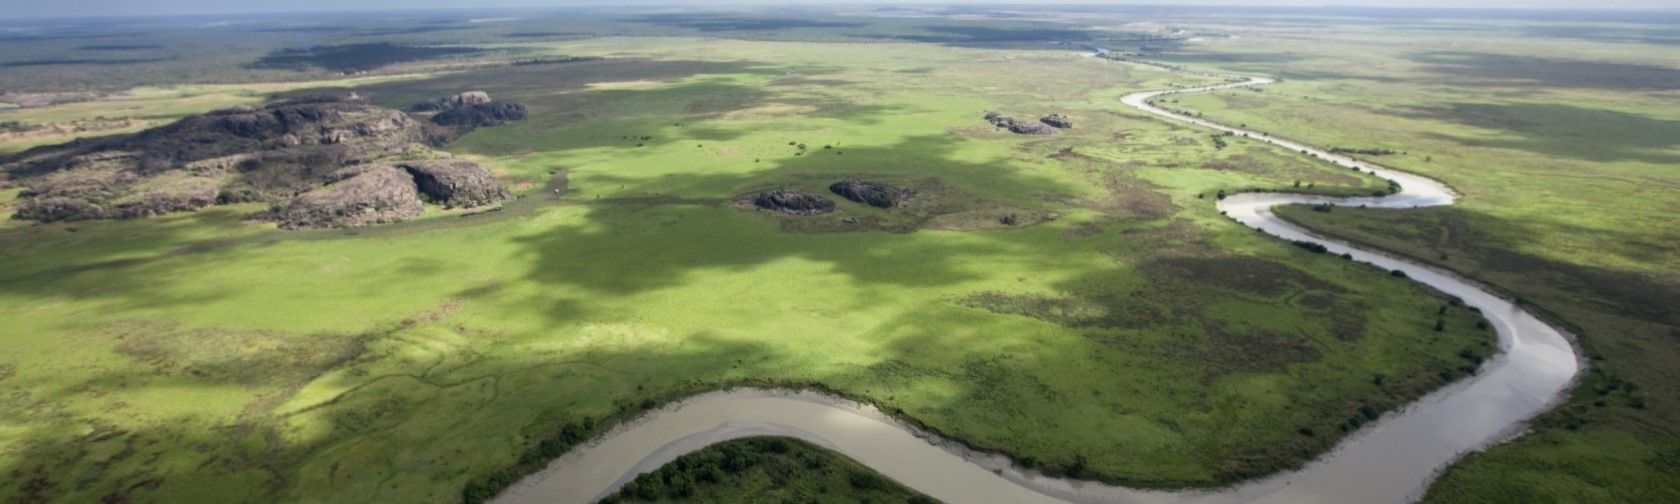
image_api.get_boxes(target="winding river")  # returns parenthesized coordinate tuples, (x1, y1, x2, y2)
(491, 56, 1581, 504)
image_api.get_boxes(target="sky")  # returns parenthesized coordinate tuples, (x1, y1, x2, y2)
(2, 1, 1676, 20)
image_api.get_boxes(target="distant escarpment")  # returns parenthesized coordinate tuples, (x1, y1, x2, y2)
(1, 93, 512, 228)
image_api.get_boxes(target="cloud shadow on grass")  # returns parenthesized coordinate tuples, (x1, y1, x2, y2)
(627, 14, 865, 32)
(504, 134, 1078, 298)
(248, 43, 486, 73)
(1401, 102, 1680, 164)
(1407, 51, 1680, 92)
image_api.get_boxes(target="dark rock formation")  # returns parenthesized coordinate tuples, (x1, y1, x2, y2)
(412, 91, 529, 128)
(828, 179, 915, 209)
(752, 191, 836, 215)
(431, 102, 529, 127)
(1009, 122, 1056, 135)
(984, 111, 1016, 128)
(2, 93, 427, 223)
(272, 165, 422, 229)
(411, 91, 492, 112)
(983, 111, 1055, 134)
(1040, 114, 1073, 129)
(399, 159, 511, 208)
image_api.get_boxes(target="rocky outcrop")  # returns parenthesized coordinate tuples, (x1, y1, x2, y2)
(984, 111, 1015, 128)
(982, 111, 1055, 135)
(1009, 122, 1056, 135)
(412, 91, 529, 128)
(411, 91, 493, 112)
(0, 93, 460, 223)
(752, 191, 836, 215)
(272, 165, 422, 229)
(431, 102, 529, 128)
(2, 93, 429, 223)
(399, 159, 510, 208)
(1040, 114, 1073, 129)
(828, 179, 915, 209)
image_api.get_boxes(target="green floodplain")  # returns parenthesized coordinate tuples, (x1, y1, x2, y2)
(0, 6, 1676, 504)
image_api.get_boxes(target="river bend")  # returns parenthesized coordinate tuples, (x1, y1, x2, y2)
(492, 58, 1581, 504)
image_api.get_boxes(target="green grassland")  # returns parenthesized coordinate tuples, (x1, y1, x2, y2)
(0, 33, 1495, 503)
(1144, 18, 1680, 504)
(599, 437, 931, 504)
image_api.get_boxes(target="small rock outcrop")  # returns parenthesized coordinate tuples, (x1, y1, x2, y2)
(273, 165, 422, 230)
(752, 191, 837, 215)
(399, 159, 511, 208)
(410, 91, 493, 112)
(983, 111, 1055, 135)
(1040, 114, 1073, 129)
(1009, 122, 1056, 135)
(828, 179, 915, 209)
(412, 91, 529, 128)
(984, 111, 1015, 128)
(431, 102, 529, 128)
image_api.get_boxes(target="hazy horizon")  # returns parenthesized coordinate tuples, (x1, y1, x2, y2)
(4, 0, 1679, 21)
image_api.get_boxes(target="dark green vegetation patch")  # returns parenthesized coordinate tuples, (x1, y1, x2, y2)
(600, 437, 935, 504)
(251, 43, 486, 73)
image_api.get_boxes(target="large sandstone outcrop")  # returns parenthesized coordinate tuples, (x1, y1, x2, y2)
(2, 93, 425, 223)
(399, 159, 511, 208)
(272, 165, 423, 230)
(3, 92, 524, 228)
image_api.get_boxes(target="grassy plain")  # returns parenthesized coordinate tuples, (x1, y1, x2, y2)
(0, 31, 1493, 503)
(1148, 17, 1680, 504)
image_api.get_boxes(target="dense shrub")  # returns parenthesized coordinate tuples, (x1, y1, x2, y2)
(1293, 240, 1329, 254)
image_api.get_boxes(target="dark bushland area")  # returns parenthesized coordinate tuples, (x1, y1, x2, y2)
(250, 43, 486, 73)
(598, 437, 936, 503)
